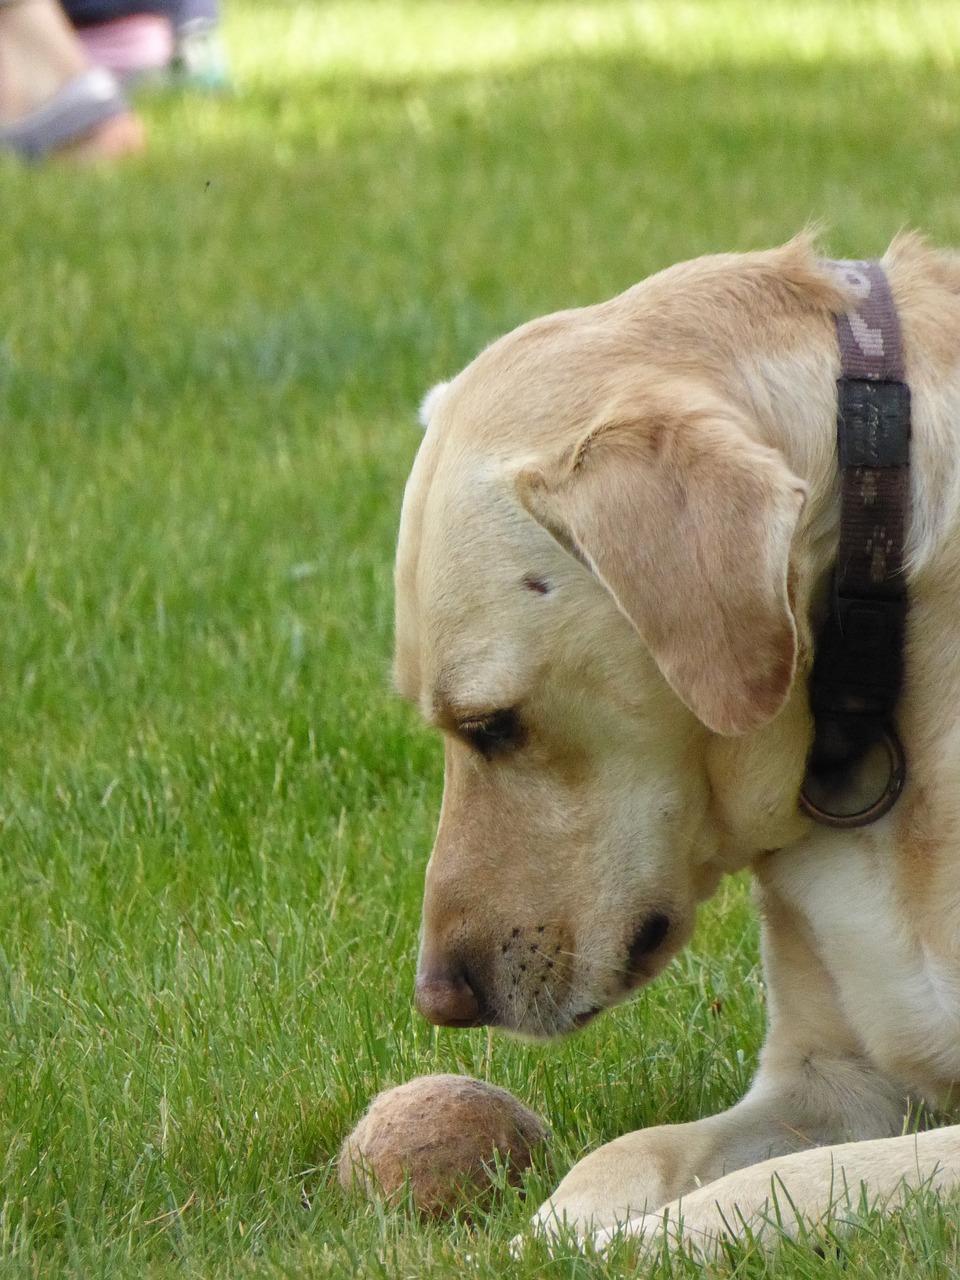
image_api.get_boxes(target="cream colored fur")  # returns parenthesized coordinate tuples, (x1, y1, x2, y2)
(393, 236, 960, 1253)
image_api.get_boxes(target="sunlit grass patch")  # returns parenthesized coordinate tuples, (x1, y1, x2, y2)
(226, 0, 960, 85)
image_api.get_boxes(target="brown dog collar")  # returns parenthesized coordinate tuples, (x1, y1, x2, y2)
(799, 260, 911, 829)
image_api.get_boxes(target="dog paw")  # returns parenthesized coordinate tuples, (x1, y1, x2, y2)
(592, 1198, 773, 1261)
(510, 1200, 637, 1259)
(593, 1211, 675, 1255)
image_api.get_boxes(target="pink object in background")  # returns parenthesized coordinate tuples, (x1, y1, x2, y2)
(75, 13, 173, 79)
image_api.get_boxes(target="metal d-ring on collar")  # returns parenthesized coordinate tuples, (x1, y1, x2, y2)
(800, 726, 906, 830)
(798, 260, 912, 830)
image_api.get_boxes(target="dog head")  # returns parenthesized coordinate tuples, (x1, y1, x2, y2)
(395, 249, 833, 1038)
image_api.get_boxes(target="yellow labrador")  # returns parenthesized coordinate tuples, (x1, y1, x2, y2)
(393, 235, 960, 1254)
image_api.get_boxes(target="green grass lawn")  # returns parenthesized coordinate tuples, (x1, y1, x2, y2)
(2, 1, 960, 1274)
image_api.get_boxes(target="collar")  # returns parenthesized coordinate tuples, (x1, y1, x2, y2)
(799, 259, 912, 829)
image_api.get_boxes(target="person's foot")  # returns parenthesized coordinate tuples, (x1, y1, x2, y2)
(0, 65, 144, 161)
(55, 97, 145, 161)
(0, 0, 145, 161)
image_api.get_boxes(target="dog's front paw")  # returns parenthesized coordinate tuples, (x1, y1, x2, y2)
(592, 1183, 786, 1261)
(593, 1208, 695, 1259)
(521, 1128, 683, 1244)
(509, 1183, 634, 1258)
(524, 1188, 634, 1247)
(509, 1206, 620, 1261)
(514, 1202, 687, 1261)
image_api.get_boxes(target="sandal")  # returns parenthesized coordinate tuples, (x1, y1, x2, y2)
(0, 65, 142, 159)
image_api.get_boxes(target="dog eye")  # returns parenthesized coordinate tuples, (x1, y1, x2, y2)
(458, 708, 525, 758)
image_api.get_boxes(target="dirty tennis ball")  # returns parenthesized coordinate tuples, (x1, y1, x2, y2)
(338, 1074, 548, 1217)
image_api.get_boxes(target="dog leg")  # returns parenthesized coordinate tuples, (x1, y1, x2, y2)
(528, 890, 919, 1243)
(592, 1125, 960, 1259)
(528, 1060, 913, 1245)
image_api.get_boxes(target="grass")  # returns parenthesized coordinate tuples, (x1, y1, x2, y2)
(1, 0, 960, 1274)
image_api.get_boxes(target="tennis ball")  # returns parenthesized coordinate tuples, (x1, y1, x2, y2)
(338, 1073, 548, 1217)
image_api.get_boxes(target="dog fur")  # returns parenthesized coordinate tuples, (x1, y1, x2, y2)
(393, 235, 960, 1253)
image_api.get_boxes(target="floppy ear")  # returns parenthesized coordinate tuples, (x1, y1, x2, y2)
(516, 407, 807, 736)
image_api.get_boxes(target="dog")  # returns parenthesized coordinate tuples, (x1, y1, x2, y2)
(393, 235, 960, 1255)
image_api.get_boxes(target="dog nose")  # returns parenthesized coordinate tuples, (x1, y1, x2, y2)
(415, 962, 485, 1027)
(628, 912, 671, 970)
